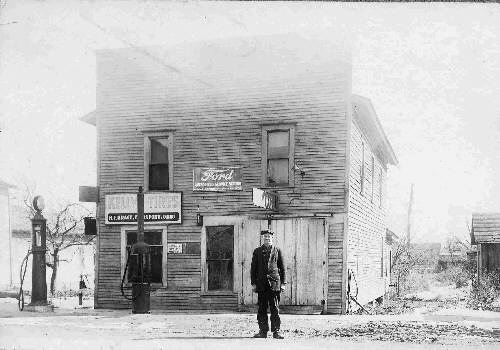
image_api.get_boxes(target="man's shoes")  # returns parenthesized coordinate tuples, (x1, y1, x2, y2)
(273, 331, 284, 339)
(253, 331, 267, 338)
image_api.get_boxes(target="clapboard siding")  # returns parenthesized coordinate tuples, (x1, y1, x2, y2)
(347, 120, 388, 307)
(326, 214, 345, 314)
(94, 38, 351, 311)
(472, 213, 500, 243)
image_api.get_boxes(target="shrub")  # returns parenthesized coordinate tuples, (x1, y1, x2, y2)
(435, 264, 470, 288)
(468, 271, 500, 310)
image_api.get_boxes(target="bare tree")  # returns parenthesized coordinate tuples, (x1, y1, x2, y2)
(23, 187, 95, 295)
(390, 237, 418, 296)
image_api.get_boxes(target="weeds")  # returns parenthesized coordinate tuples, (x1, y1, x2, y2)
(468, 271, 500, 310)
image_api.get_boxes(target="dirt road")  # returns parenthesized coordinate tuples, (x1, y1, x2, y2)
(0, 298, 499, 350)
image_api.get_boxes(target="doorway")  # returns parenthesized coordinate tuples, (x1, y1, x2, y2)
(238, 218, 327, 307)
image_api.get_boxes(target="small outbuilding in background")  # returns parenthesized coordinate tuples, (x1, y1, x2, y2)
(471, 213, 500, 280)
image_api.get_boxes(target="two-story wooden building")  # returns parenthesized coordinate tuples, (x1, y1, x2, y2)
(81, 35, 397, 314)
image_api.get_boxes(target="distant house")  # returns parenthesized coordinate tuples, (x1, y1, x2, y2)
(471, 213, 500, 276)
(436, 236, 468, 271)
(81, 34, 398, 314)
(5, 189, 95, 293)
(0, 179, 15, 289)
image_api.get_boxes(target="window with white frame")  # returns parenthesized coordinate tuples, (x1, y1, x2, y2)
(262, 125, 295, 187)
(360, 141, 365, 195)
(371, 156, 375, 202)
(378, 170, 383, 208)
(122, 227, 167, 286)
(205, 225, 234, 291)
(380, 236, 384, 278)
(144, 133, 173, 191)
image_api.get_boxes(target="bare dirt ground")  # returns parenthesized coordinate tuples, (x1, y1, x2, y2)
(0, 293, 499, 350)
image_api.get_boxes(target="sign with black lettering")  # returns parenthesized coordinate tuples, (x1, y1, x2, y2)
(252, 188, 279, 211)
(105, 192, 182, 225)
(193, 167, 242, 191)
(167, 243, 183, 254)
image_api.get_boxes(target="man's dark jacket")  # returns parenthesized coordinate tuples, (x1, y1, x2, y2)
(251, 245, 286, 292)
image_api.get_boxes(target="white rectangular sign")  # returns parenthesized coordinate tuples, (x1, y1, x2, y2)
(167, 243, 183, 254)
(105, 192, 182, 225)
(252, 188, 279, 211)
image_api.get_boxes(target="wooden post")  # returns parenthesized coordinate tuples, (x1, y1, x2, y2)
(477, 243, 481, 286)
(406, 184, 414, 247)
(137, 187, 144, 243)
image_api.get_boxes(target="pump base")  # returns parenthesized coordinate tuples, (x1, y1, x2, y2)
(24, 303, 54, 313)
(131, 282, 150, 314)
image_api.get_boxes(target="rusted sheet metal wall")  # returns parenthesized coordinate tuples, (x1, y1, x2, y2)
(94, 39, 351, 310)
(346, 120, 388, 307)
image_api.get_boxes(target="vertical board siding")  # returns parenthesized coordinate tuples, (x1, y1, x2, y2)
(238, 218, 326, 308)
(326, 215, 345, 314)
(347, 121, 387, 307)
(94, 43, 350, 311)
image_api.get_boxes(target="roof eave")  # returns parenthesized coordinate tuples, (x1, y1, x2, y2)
(80, 111, 97, 126)
(352, 95, 398, 166)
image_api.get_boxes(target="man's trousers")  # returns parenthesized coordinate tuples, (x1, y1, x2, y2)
(257, 290, 281, 333)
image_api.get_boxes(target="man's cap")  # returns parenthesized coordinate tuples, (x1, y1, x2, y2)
(260, 229, 274, 235)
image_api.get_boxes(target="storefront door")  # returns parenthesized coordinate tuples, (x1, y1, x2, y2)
(238, 218, 327, 306)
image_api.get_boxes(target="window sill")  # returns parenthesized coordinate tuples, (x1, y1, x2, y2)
(200, 291, 238, 297)
(261, 185, 295, 190)
(123, 283, 164, 290)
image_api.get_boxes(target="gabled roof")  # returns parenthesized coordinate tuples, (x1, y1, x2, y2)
(385, 228, 399, 245)
(0, 179, 15, 194)
(352, 95, 398, 166)
(471, 213, 500, 244)
(80, 110, 96, 126)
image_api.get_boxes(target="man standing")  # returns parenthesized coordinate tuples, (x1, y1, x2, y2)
(250, 229, 286, 339)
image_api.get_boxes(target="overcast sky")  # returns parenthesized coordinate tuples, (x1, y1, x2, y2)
(1, 1, 499, 243)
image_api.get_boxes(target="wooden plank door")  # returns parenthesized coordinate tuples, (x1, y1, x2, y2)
(239, 219, 266, 305)
(269, 219, 295, 305)
(240, 218, 326, 306)
(294, 218, 326, 305)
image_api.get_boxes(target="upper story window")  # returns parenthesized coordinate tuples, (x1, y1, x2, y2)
(360, 141, 365, 195)
(262, 124, 295, 187)
(378, 169, 383, 208)
(370, 156, 375, 202)
(144, 132, 173, 191)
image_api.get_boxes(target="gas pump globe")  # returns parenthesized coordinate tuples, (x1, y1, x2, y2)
(30, 195, 48, 306)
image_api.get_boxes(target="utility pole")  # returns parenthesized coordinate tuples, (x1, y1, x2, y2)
(7, 190, 12, 287)
(406, 183, 414, 247)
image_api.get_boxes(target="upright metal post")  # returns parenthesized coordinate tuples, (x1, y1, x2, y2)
(131, 186, 151, 313)
(138, 187, 144, 243)
(30, 198, 47, 306)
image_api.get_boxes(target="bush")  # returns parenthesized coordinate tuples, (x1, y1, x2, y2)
(435, 264, 470, 288)
(468, 271, 500, 310)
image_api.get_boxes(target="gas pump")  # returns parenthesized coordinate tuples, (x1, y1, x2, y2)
(119, 187, 151, 313)
(18, 195, 49, 311)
